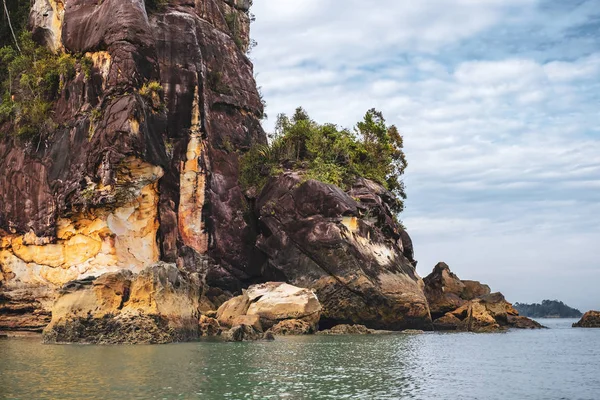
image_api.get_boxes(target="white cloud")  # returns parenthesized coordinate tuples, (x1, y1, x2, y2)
(250, 0, 600, 311)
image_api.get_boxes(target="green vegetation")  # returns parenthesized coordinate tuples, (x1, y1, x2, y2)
(240, 107, 408, 213)
(0, 32, 76, 140)
(514, 300, 583, 319)
(0, 0, 30, 49)
(139, 80, 163, 99)
(139, 80, 165, 111)
(207, 70, 232, 95)
(225, 12, 244, 51)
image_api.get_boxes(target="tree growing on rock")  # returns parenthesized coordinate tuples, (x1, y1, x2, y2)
(241, 107, 408, 213)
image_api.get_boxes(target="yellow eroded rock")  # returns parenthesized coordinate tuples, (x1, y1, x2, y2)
(0, 178, 161, 288)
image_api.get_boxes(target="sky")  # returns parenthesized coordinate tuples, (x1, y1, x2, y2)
(248, 0, 600, 313)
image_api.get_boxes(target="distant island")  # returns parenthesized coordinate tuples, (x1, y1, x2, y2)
(514, 300, 583, 318)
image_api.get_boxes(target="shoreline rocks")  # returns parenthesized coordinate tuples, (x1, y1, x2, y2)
(317, 324, 392, 335)
(217, 282, 322, 332)
(573, 311, 600, 328)
(42, 263, 201, 344)
(424, 263, 542, 332)
(254, 173, 432, 331)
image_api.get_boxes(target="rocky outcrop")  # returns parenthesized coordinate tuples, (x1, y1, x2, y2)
(1, 0, 264, 331)
(199, 315, 222, 336)
(254, 173, 432, 331)
(573, 311, 600, 328)
(42, 263, 201, 344)
(217, 282, 321, 331)
(424, 262, 492, 320)
(268, 319, 314, 336)
(424, 264, 542, 332)
(222, 324, 274, 342)
(318, 324, 391, 335)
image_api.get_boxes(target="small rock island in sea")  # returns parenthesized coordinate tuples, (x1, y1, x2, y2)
(514, 300, 583, 319)
(572, 311, 600, 328)
(0, 0, 541, 343)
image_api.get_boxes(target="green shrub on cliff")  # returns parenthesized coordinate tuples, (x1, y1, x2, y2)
(0, 0, 30, 49)
(240, 107, 408, 213)
(0, 32, 76, 140)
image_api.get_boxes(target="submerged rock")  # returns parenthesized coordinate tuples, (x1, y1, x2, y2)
(400, 329, 425, 334)
(573, 311, 600, 328)
(42, 263, 201, 344)
(508, 315, 545, 329)
(217, 282, 321, 331)
(318, 324, 391, 335)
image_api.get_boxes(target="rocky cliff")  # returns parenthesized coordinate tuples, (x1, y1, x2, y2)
(1, 0, 264, 332)
(1, 1, 535, 338)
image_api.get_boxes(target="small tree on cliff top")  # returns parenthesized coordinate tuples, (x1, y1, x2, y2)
(240, 107, 408, 214)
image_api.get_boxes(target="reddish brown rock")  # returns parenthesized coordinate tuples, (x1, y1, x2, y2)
(1, 0, 264, 330)
(254, 173, 432, 331)
(461, 280, 491, 300)
(508, 315, 545, 329)
(423, 262, 467, 320)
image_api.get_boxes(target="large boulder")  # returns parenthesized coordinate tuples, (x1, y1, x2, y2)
(216, 282, 322, 331)
(424, 262, 467, 320)
(254, 173, 432, 331)
(573, 311, 600, 328)
(42, 263, 201, 344)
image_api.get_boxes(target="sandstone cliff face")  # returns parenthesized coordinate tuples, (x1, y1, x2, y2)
(43, 263, 201, 344)
(0, 0, 263, 331)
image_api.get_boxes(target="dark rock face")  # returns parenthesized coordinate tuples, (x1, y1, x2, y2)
(0, 290, 52, 332)
(199, 315, 223, 337)
(0, 0, 264, 330)
(424, 262, 467, 320)
(254, 173, 432, 331)
(573, 311, 600, 328)
(424, 263, 542, 332)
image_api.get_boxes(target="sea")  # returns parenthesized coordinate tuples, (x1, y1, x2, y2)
(0, 319, 598, 399)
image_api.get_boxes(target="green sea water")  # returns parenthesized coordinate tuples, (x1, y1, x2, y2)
(0, 319, 598, 399)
